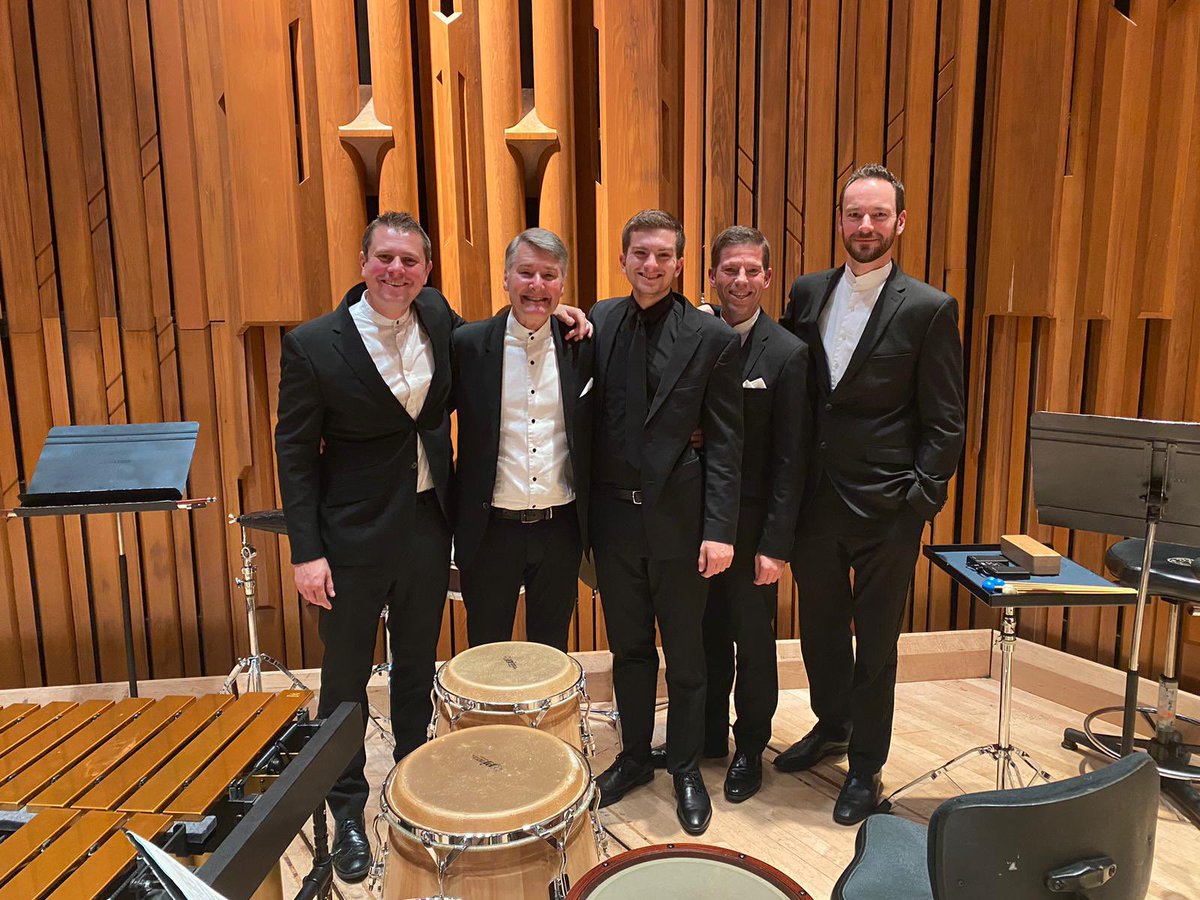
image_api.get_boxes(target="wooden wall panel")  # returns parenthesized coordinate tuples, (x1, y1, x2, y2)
(1, 0, 1198, 695)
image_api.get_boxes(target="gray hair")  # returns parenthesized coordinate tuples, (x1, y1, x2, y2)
(504, 228, 569, 274)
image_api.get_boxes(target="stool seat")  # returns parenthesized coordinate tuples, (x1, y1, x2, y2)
(1106, 539, 1200, 604)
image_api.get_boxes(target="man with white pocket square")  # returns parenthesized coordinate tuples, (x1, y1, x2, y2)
(665, 226, 808, 803)
(452, 228, 594, 650)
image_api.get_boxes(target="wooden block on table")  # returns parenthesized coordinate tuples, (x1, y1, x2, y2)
(1001, 534, 1062, 575)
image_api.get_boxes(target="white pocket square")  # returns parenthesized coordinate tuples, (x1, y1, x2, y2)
(579, 377, 594, 397)
(742, 378, 767, 389)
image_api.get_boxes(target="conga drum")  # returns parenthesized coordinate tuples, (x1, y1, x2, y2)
(429, 641, 595, 754)
(566, 844, 813, 899)
(380, 725, 604, 899)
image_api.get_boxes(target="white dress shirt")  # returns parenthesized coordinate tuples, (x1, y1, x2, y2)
(492, 312, 574, 510)
(350, 290, 435, 491)
(819, 262, 892, 389)
(730, 308, 760, 345)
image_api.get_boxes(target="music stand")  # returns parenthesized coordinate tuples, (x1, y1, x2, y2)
(6, 423, 214, 697)
(1029, 412, 1200, 755)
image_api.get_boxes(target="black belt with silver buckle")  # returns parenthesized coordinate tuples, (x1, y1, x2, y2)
(492, 506, 558, 523)
(603, 487, 643, 505)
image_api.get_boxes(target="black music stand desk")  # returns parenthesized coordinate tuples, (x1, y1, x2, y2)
(881, 543, 1136, 809)
(8, 423, 213, 696)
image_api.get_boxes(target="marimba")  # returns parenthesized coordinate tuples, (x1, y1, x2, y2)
(0, 693, 358, 899)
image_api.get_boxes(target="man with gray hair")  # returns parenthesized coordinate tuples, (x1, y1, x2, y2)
(452, 227, 594, 649)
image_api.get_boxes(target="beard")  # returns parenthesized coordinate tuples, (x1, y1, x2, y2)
(844, 232, 895, 265)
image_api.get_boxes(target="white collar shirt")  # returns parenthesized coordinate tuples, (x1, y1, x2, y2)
(350, 289, 435, 491)
(819, 262, 893, 389)
(492, 311, 574, 510)
(730, 308, 760, 345)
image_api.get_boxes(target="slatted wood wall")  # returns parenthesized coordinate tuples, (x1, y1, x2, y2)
(0, 0, 1197, 691)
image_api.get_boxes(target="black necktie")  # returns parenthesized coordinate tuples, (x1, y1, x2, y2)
(625, 314, 648, 468)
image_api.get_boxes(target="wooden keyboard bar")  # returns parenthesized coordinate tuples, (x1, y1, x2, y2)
(30, 697, 193, 811)
(0, 810, 124, 899)
(120, 693, 272, 814)
(0, 701, 112, 784)
(74, 694, 231, 811)
(0, 703, 76, 758)
(0, 699, 152, 810)
(0, 809, 79, 885)
(46, 813, 173, 900)
(0, 705, 38, 737)
(165, 690, 312, 819)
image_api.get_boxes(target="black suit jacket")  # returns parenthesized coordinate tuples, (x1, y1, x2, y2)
(780, 264, 965, 522)
(275, 282, 464, 566)
(730, 314, 809, 560)
(591, 294, 744, 559)
(451, 309, 594, 571)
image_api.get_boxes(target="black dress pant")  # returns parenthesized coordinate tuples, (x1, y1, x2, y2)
(791, 478, 925, 775)
(703, 506, 778, 756)
(592, 494, 707, 773)
(459, 505, 582, 651)
(316, 492, 451, 822)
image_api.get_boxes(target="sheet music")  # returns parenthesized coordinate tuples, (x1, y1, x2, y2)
(124, 829, 230, 900)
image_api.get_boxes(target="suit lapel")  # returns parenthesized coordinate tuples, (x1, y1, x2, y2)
(551, 318, 578, 432)
(483, 310, 508, 457)
(741, 315, 769, 380)
(412, 289, 451, 419)
(804, 269, 840, 392)
(834, 265, 907, 392)
(647, 297, 702, 422)
(331, 295, 412, 419)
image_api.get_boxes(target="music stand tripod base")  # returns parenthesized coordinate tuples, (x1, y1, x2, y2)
(880, 607, 1053, 811)
(223, 521, 309, 695)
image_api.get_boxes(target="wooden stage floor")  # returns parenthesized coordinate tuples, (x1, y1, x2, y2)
(277, 649, 1200, 900)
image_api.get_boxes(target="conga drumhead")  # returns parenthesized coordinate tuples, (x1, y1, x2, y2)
(439, 641, 580, 704)
(386, 725, 591, 838)
(567, 844, 812, 899)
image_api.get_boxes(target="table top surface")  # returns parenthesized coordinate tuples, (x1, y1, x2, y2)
(925, 543, 1136, 609)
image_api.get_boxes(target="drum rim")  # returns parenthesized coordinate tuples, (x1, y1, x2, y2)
(565, 843, 812, 899)
(433, 654, 586, 713)
(380, 742, 596, 850)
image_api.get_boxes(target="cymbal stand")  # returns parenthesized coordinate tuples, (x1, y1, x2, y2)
(367, 605, 395, 747)
(223, 524, 308, 694)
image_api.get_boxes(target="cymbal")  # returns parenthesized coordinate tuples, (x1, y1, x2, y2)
(233, 508, 288, 535)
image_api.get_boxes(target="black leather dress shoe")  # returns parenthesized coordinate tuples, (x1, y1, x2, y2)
(596, 754, 654, 808)
(649, 740, 729, 769)
(673, 769, 712, 835)
(331, 817, 372, 884)
(833, 770, 882, 825)
(723, 752, 762, 803)
(772, 725, 851, 773)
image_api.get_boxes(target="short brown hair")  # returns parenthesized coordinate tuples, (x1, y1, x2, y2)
(361, 211, 432, 261)
(839, 164, 906, 214)
(621, 209, 685, 256)
(710, 225, 771, 271)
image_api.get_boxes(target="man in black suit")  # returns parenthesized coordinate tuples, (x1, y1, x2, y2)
(590, 209, 743, 836)
(775, 164, 965, 825)
(697, 226, 808, 803)
(453, 228, 592, 650)
(275, 213, 590, 882)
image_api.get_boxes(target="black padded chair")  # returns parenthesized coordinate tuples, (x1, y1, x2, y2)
(1061, 539, 1200, 826)
(832, 752, 1158, 900)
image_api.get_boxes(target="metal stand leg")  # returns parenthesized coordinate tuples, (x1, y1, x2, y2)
(223, 526, 309, 695)
(294, 805, 334, 900)
(367, 605, 395, 747)
(882, 607, 1053, 810)
(116, 515, 139, 698)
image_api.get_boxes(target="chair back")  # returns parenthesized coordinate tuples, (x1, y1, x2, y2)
(929, 753, 1158, 899)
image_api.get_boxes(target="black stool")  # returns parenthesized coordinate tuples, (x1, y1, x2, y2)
(1062, 539, 1200, 826)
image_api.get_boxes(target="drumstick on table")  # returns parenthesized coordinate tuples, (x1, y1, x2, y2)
(981, 576, 1136, 596)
